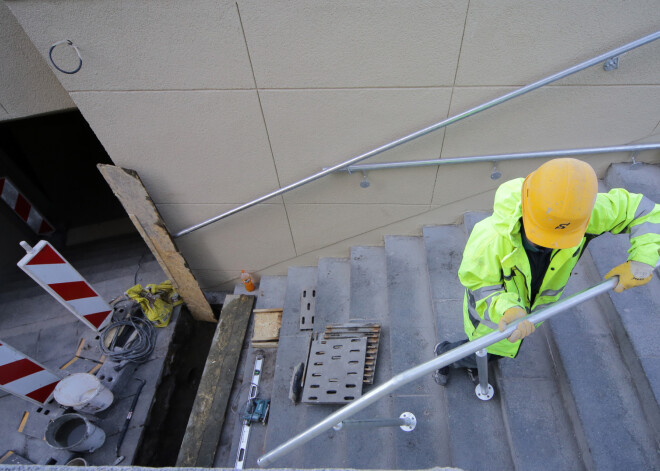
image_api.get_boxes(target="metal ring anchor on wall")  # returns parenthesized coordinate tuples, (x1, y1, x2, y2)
(48, 40, 82, 74)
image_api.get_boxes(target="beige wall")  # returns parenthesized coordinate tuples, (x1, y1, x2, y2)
(5, 0, 660, 289)
(0, 2, 75, 121)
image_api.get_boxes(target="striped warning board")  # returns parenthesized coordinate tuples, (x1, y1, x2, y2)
(17, 240, 113, 331)
(0, 341, 63, 405)
(0, 177, 54, 235)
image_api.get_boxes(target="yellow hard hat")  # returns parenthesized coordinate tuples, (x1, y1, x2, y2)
(522, 158, 597, 249)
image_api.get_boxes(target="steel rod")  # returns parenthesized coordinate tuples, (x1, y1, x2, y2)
(476, 348, 489, 396)
(174, 31, 660, 238)
(338, 143, 660, 173)
(257, 277, 618, 466)
(333, 417, 409, 431)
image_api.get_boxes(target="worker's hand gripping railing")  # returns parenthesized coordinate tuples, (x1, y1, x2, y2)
(257, 272, 641, 467)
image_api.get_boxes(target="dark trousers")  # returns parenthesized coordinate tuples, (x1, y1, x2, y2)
(440, 339, 503, 370)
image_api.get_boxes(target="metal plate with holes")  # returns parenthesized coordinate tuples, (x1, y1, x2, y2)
(299, 287, 316, 330)
(302, 337, 366, 404)
(323, 322, 381, 384)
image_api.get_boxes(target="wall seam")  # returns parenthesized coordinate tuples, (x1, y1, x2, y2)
(65, 84, 660, 93)
(235, 1, 299, 256)
(430, 0, 471, 208)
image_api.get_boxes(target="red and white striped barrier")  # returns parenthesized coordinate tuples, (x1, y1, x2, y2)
(17, 241, 113, 332)
(0, 341, 63, 405)
(0, 177, 54, 235)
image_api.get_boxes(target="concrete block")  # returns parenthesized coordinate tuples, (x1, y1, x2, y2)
(239, 0, 468, 88)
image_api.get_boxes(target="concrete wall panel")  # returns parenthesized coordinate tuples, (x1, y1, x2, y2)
(442, 86, 660, 157)
(260, 88, 451, 204)
(158, 203, 295, 273)
(287, 203, 429, 254)
(238, 0, 469, 88)
(6, 0, 660, 284)
(456, 1, 660, 87)
(0, 1, 74, 121)
(5, 0, 254, 91)
(70, 90, 279, 204)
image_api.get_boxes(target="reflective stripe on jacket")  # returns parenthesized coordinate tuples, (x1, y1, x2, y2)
(458, 178, 660, 358)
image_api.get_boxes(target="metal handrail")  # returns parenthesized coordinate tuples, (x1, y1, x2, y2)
(258, 276, 619, 466)
(173, 30, 660, 238)
(334, 143, 660, 174)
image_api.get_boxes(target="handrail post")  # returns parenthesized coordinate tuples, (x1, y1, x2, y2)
(475, 348, 494, 401)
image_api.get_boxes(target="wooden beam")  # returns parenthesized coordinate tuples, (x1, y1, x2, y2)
(97, 164, 215, 322)
(176, 294, 255, 467)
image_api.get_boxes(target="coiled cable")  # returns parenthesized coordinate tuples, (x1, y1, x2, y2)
(99, 315, 156, 369)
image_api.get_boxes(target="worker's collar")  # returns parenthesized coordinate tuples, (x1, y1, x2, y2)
(521, 225, 552, 254)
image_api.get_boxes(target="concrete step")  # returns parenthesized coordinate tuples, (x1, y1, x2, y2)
(604, 162, 660, 202)
(384, 235, 451, 469)
(219, 276, 288, 468)
(548, 251, 660, 470)
(316, 257, 351, 327)
(423, 224, 514, 471)
(262, 266, 348, 468)
(345, 247, 395, 469)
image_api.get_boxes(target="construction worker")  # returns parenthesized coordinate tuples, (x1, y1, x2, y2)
(434, 158, 660, 385)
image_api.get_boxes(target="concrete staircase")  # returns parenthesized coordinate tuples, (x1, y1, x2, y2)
(223, 162, 660, 471)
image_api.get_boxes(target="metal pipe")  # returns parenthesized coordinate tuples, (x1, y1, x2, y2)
(333, 417, 409, 431)
(257, 277, 618, 466)
(337, 143, 660, 173)
(174, 31, 660, 239)
(476, 349, 489, 396)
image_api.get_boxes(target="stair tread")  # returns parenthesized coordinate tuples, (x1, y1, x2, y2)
(423, 225, 516, 471)
(316, 257, 351, 328)
(549, 254, 660, 470)
(385, 235, 452, 468)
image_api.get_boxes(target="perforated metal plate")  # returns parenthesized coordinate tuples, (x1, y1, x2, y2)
(299, 287, 316, 330)
(302, 337, 366, 404)
(323, 322, 381, 383)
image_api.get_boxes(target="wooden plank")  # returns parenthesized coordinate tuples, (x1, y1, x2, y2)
(97, 164, 215, 322)
(176, 294, 255, 467)
(251, 341, 278, 348)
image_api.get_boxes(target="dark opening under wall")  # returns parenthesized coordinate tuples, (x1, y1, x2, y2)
(0, 109, 135, 281)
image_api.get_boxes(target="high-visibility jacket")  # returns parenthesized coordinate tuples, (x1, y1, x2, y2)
(459, 178, 660, 358)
